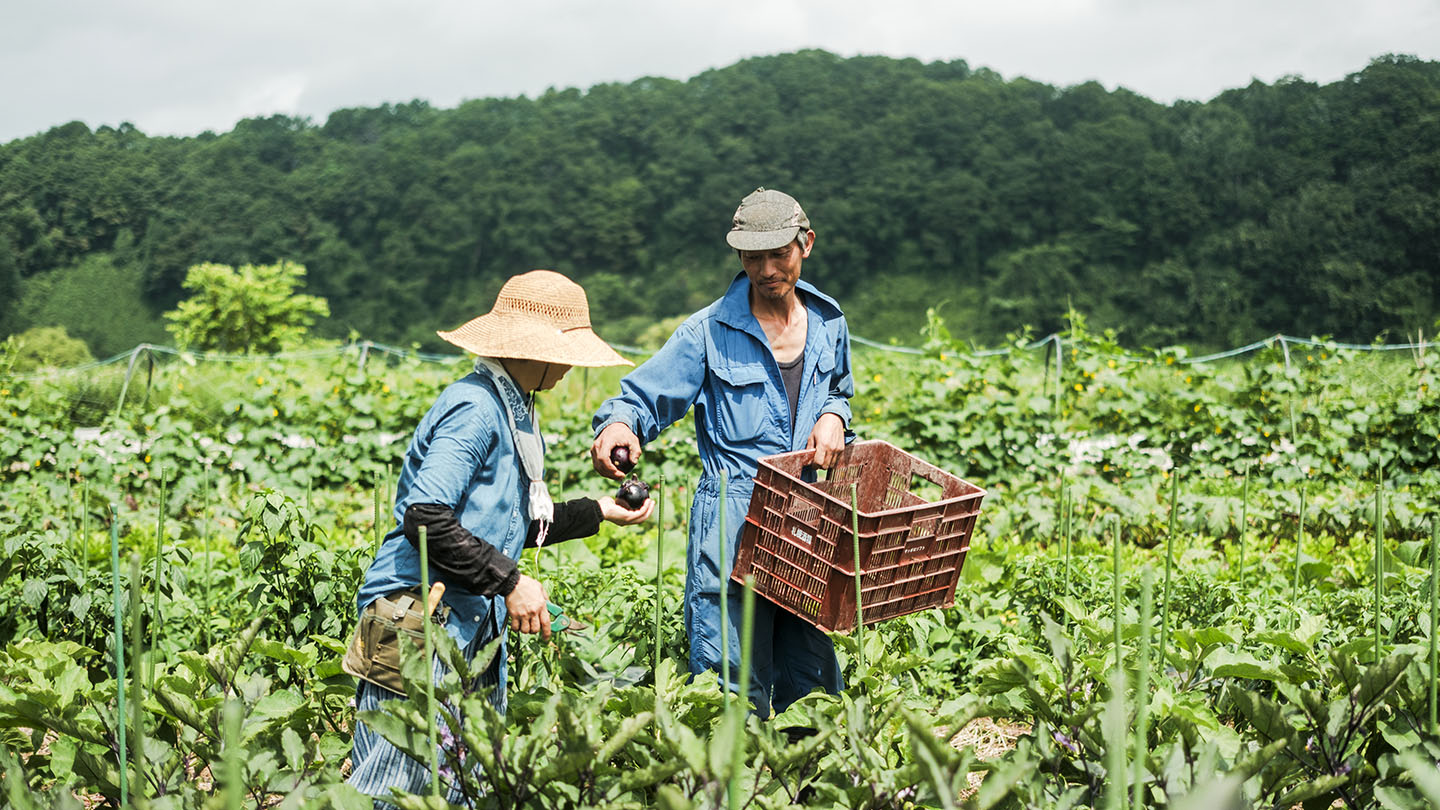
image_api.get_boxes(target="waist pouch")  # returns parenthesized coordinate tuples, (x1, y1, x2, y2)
(342, 588, 450, 695)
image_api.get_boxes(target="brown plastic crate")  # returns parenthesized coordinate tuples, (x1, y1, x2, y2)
(732, 440, 985, 633)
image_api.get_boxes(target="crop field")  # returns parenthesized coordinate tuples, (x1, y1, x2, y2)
(0, 321, 1438, 809)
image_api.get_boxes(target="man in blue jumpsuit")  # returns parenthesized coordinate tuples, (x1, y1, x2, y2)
(591, 188, 853, 715)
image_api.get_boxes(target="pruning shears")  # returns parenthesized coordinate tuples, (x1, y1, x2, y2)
(547, 601, 571, 633)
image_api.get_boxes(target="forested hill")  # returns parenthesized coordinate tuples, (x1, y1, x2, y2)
(1, 50, 1437, 356)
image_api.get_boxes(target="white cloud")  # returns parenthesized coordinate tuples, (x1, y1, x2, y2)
(1, 0, 1436, 142)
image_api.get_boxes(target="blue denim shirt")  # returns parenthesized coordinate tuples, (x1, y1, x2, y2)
(592, 273, 853, 597)
(357, 370, 530, 653)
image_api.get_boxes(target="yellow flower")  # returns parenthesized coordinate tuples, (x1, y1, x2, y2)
(1166, 357, 1175, 365)
(1074, 383, 1084, 392)
(1097, 385, 1106, 392)
(1102, 464, 1112, 472)
(382, 384, 391, 393)
(1193, 403, 1202, 412)
(872, 374, 882, 382)
(1185, 376, 1192, 384)
(144, 455, 151, 463)
(1, 389, 9, 396)
(1306, 355, 1313, 362)
(176, 382, 183, 391)
(1215, 426, 1223, 434)
(271, 408, 279, 418)
(1107, 359, 1116, 369)
(256, 376, 264, 386)
(1263, 430, 1271, 437)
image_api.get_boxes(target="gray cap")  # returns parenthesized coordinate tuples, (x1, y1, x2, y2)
(725, 188, 810, 251)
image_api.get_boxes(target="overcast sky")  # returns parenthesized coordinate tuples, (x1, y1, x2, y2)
(3, 0, 1437, 145)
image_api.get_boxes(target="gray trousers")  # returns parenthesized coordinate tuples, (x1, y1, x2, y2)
(346, 651, 504, 808)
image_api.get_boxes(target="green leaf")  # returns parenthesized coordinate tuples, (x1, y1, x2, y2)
(1209, 649, 1286, 681)
(1277, 773, 1349, 805)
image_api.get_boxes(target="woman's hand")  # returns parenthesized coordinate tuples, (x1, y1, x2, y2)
(598, 495, 654, 525)
(505, 574, 552, 641)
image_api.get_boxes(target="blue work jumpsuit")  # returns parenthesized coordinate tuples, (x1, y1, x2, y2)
(593, 272, 854, 715)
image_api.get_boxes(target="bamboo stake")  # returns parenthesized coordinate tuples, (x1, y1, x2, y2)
(107, 505, 128, 808)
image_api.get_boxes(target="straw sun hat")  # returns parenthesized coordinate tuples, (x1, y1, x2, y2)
(437, 270, 632, 368)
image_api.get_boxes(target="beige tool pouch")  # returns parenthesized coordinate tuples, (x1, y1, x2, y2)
(341, 589, 449, 695)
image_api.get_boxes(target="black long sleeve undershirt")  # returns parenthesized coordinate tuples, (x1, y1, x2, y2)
(402, 498, 603, 596)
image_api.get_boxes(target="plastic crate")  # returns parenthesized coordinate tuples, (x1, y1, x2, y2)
(732, 440, 985, 633)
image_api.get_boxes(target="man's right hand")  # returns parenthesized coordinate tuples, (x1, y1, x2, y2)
(505, 574, 551, 641)
(591, 422, 641, 480)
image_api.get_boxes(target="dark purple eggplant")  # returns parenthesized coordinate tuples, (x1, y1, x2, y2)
(616, 475, 650, 510)
(610, 445, 635, 474)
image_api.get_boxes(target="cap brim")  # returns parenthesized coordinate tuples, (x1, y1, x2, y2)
(726, 226, 801, 252)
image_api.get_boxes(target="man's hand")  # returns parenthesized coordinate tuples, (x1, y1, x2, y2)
(505, 574, 551, 641)
(591, 422, 641, 480)
(598, 495, 654, 525)
(806, 412, 846, 469)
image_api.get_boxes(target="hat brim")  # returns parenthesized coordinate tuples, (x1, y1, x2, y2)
(726, 226, 802, 252)
(438, 313, 633, 367)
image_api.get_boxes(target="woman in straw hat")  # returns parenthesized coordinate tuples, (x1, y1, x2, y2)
(345, 270, 651, 803)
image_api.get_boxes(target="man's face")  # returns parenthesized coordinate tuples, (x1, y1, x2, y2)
(739, 232, 812, 302)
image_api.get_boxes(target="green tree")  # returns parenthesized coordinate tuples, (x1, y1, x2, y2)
(164, 260, 329, 353)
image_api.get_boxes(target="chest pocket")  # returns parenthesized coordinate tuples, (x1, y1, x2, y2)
(710, 363, 769, 441)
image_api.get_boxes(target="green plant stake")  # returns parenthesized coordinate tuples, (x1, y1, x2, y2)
(655, 473, 665, 678)
(202, 467, 212, 651)
(1159, 468, 1178, 667)
(224, 698, 243, 810)
(1376, 470, 1384, 662)
(719, 473, 730, 705)
(1430, 519, 1438, 737)
(1238, 466, 1250, 594)
(729, 576, 757, 810)
(108, 504, 128, 809)
(1113, 514, 1123, 676)
(81, 479, 90, 567)
(1132, 568, 1152, 810)
(373, 472, 386, 556)
(850, 482, 865, 673)
(66, 471, 75, 562)
(1062, 490, 1073, 628)
(128, 554, 146, 800)
(151, 468, 165, 689)
(1291, 480, 1306, 625)
(418, 526, 440, 797)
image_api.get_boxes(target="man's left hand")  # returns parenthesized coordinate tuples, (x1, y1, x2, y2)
(806, 413, 846, 469)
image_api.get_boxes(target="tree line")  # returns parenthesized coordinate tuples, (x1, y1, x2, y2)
(0, 49, 1436, 357)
